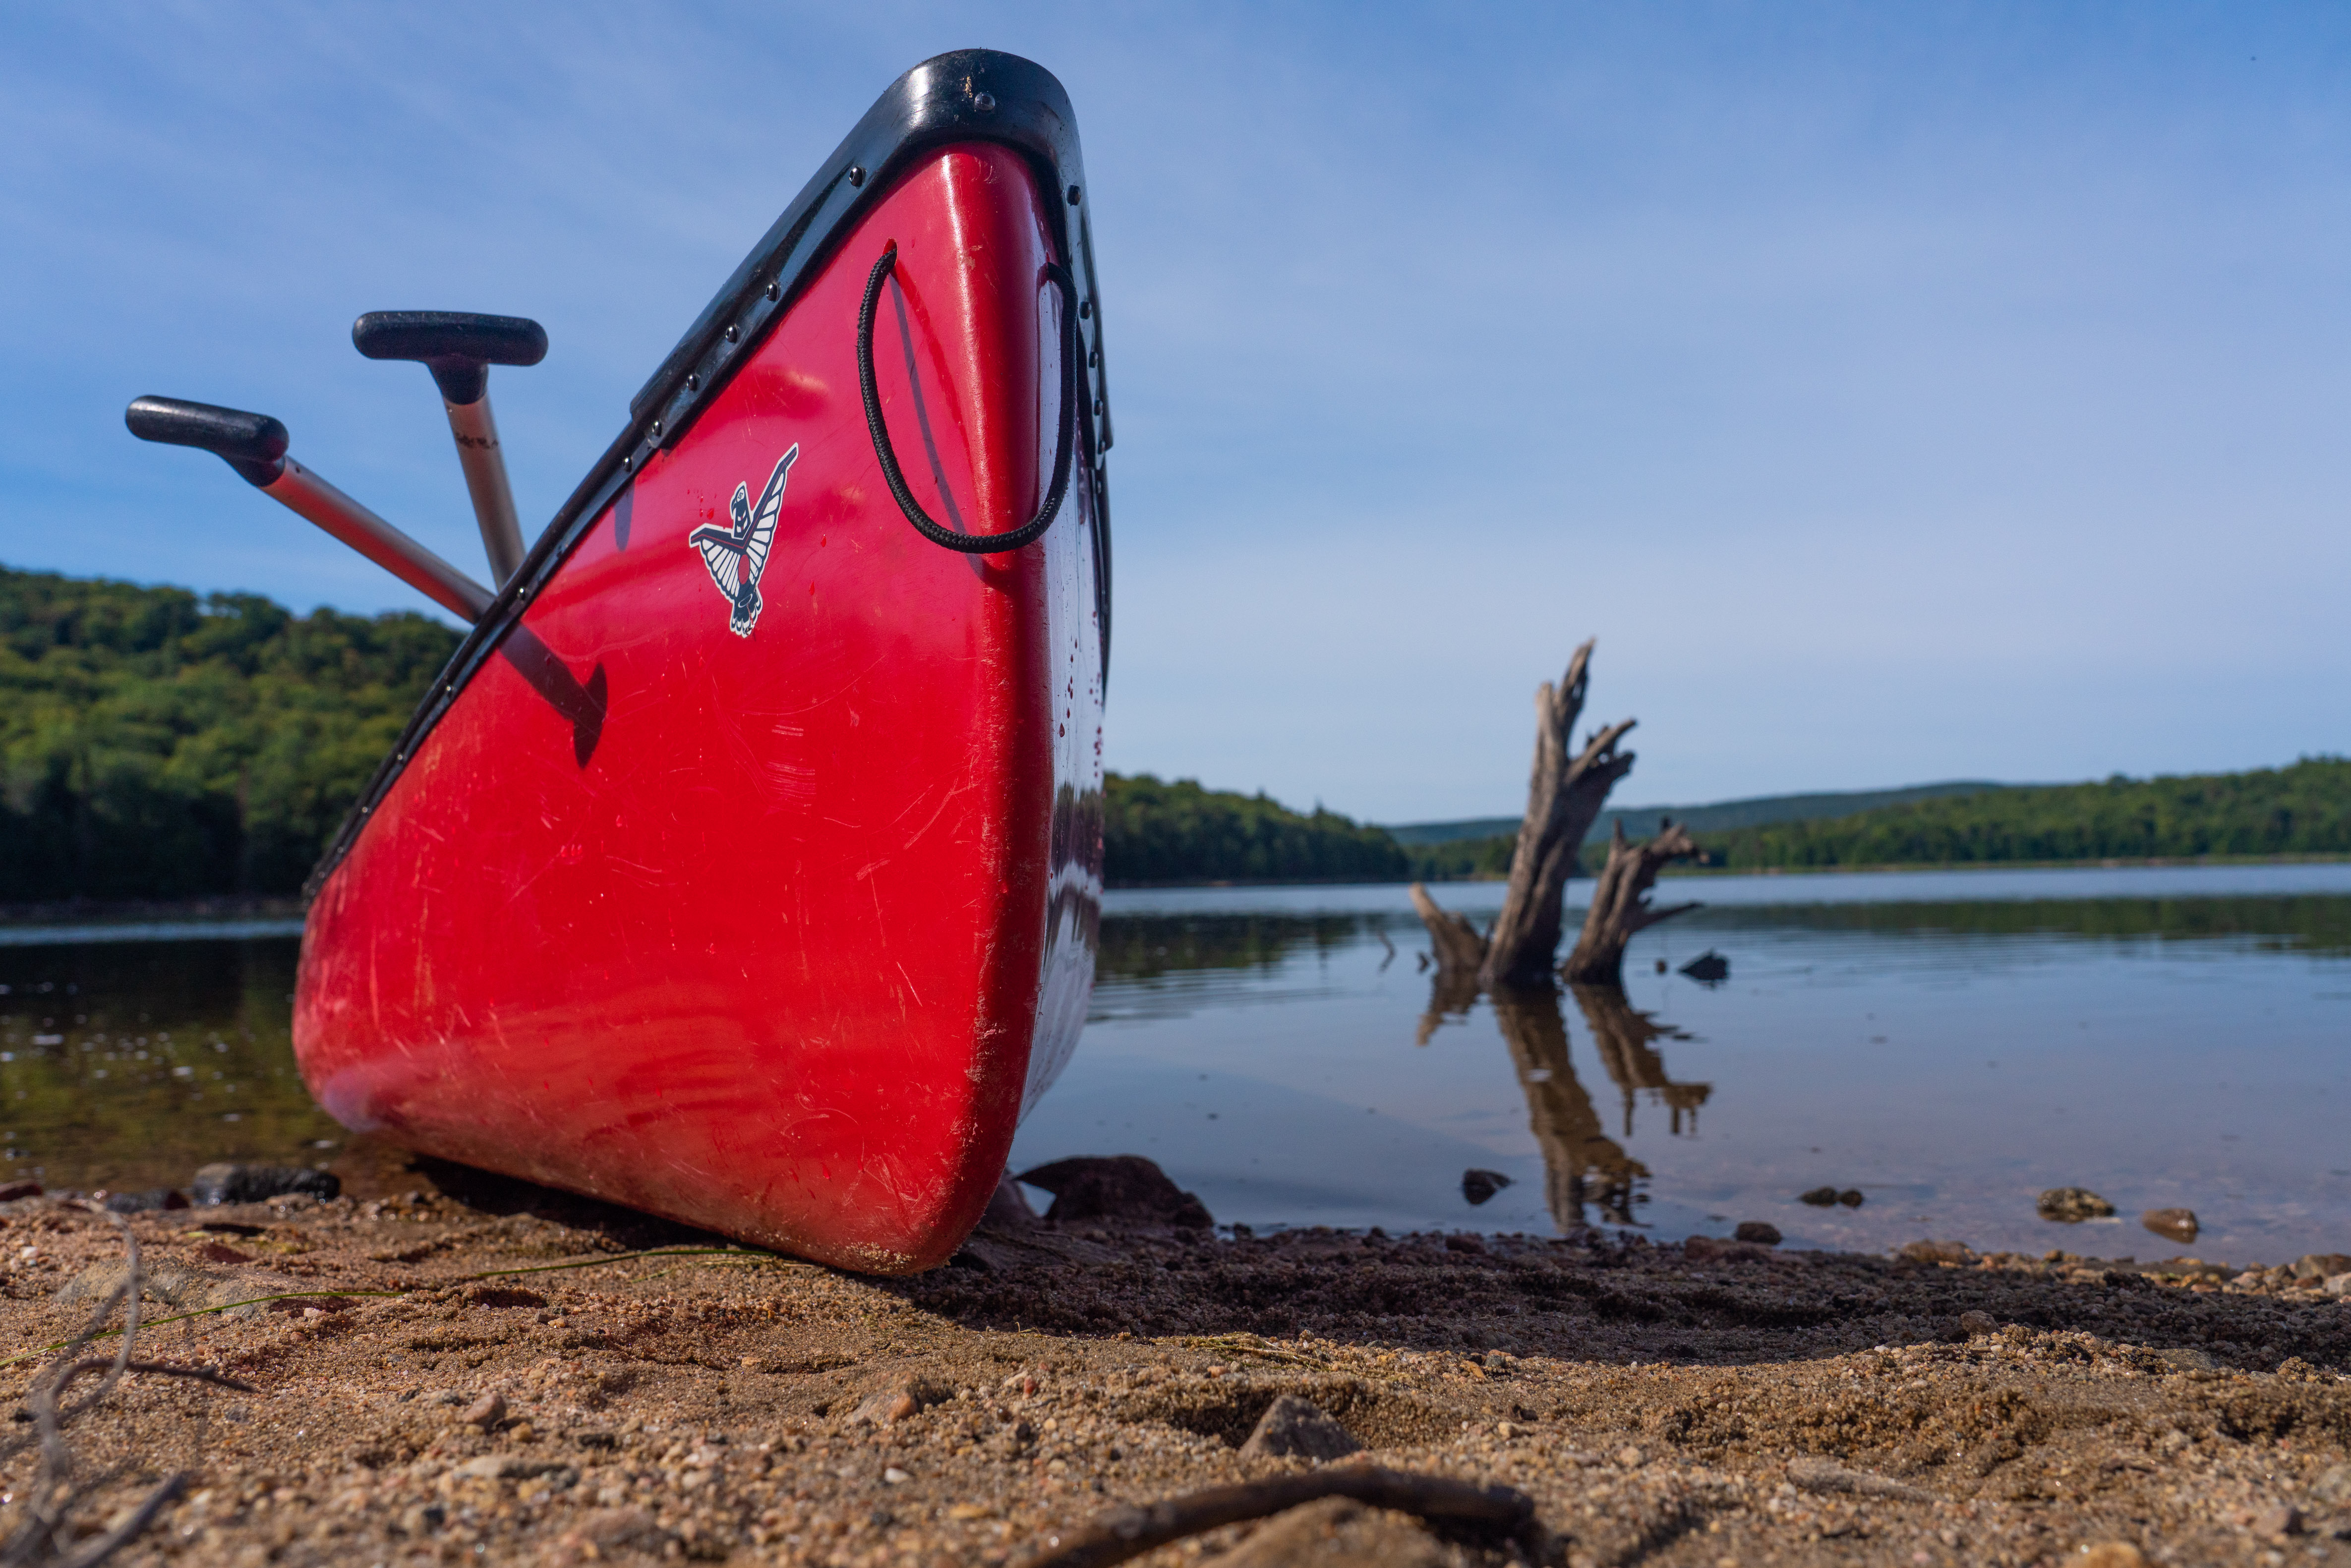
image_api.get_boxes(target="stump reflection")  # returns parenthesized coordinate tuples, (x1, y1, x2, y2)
(1441, 982, 1712, 1232)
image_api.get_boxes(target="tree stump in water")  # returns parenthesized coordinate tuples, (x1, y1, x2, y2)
(1560, 818, 1703, 985)
(1410, 640, 1668, 989)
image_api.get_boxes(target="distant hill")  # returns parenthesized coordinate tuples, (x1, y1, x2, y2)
(1104, 773, 1408, 886)
(1387, 780, 2013, 849)
(1707, 759, 2351, 870)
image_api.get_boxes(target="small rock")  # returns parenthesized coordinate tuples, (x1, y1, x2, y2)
(1786, 1456, 1935, 1502)
(2154, 1346, 2220, 1372)
(1238, 1395, 1361, 1462)
(462, 1392, 506, 1428)
(1012, 1155, 1212, 1229)
(0, 1181, 41, 1202)
(1900, 1239, 1976, 1265)
(1443, 1233, 1486, 1254)
(100, 1189, 189, 1214)
(2251, 1503, 2303, 1538)
(1837, 1188, 1864, 1207)
(2141, 1207, 2198, 1244)
(2311, 1463, 2351, 1504)
(1678, 950, 1730, 984)
(570, 1508, 666, 1553)
(848, 1379, 948, 1427)
(882, 1466, 911, 1485)
(1734, 1221, 1781, 1246)
(1799, 1187, 1839, 1207)
(2326, 1273, 2351, 1297)
(2292, 1252, 2351, 1280)
(190, 1164, 340, 1207)
(1683, 1235, 1765, 1264)
(1616, 1446, 1644, 1467)
(1461, 1169, 1512, 1206)
(2075, 1545, 2146, 1568)
(454, 1455, 573, 1482)
(2037, 1187, 2114, 1222)
(1959, 1310, 1997, 1336)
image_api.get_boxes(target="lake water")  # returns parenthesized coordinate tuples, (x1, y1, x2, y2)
(4, 864, 2349, 1266)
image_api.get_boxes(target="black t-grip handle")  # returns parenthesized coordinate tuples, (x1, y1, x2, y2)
(352, 311, 547, 405)
(125, 396, 289, 486)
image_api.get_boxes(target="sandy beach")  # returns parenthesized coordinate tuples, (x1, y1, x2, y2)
(1, 1144, 2346, 1568)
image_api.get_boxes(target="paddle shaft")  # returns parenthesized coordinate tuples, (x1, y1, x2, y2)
(265, 459, 493, 621)
(442, 394, 527, 586)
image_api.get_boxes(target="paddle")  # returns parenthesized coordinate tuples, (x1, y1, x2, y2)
(352, 311, 547, 587)
(124, 396, 493, 621)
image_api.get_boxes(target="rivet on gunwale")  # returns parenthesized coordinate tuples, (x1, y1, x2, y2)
(686, 372, 700, 391)
(765, 280, 780, 301)
(1094, 398, 1105, 416)
(1079, 299, 1092, 319)
(973, 92, 997, 112)
(1089, 348, 1100, 367)
(1066, 184, 1081, 206)
(848, 165, 866, 187)
(648, 417, 661, 438)
(725, 324, 739, 344)
(623, 454, 634, 470)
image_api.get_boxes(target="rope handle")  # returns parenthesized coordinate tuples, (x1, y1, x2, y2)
(856, 242, 1080, 553)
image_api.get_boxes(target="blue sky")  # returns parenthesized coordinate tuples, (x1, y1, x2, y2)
(3, 3, 2346, 821)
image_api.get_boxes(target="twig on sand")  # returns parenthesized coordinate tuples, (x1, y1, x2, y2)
(1007, 1465, 1537, 1568)
(0, 1206, 215, 1568)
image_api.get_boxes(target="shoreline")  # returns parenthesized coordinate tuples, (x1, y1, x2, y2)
(1, 1145, 2344, 1568)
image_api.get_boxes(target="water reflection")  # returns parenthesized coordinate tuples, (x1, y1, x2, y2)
(0, 937, 340, 1192)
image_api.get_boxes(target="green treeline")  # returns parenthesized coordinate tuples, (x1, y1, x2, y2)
(1, 567, 461, 901)
(1704, 759, 2351, 870)
(1104, 773, 1408, 885)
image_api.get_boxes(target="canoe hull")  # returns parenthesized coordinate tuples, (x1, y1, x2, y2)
(293, 135, 1104, 1274)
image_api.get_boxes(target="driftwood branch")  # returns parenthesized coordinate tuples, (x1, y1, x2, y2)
(1409, 639, 1643, 990)
(1560, 818, 1703, 985)
(1008, 1466, 1536, 1568)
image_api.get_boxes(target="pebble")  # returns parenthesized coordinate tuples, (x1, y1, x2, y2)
(1958, 1310, 1996, 1336)
(2251, 1503, 2303, 1538)
(1734, 1221, 1781, 1246)
(1010, 1155, 1212, 1228)
(462, 1392, 505, 1428)
(2140, 1207, 2197, 1244)
(2292, 1252, 2351, 1279)
(1900, 1239, 1976, 1265)
(2037, 1187, 2114, 1221)
(2076, 1546, 2146, 1568)
(1460, 1169, 1512, 1206)
(1238, 1395, 1361, 1462)
(1785, 1456, 1934, 1502)
(848, 1379, 947, 1426)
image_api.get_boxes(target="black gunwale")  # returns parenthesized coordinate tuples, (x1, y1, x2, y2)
(304, 48, 1112, 899)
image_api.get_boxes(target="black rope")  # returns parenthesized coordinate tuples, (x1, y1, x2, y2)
(856, 242, 1079, 553)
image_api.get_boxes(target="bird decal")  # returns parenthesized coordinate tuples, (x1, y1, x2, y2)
(688, 444, 799, 637)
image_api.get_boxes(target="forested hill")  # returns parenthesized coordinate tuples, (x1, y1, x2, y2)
(1702, 758, 2351, 871)
(1, 566, 461, 901)
(1104, 773, 1408, 885)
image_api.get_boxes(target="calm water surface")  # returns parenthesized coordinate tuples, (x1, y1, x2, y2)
(1009, 865, 2351, 1265)
(3, 865, 2348, 1265)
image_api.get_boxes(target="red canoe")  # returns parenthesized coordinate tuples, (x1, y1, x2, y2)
(290, 52, 1110, 1273)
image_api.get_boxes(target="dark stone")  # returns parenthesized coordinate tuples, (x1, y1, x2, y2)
(1837, 1189, 1865, 1207)
(1012, 1156, 1211, 1229)
(2142, 1207, 2199, 1245)
(0, 1181, 41, 1203)
(1734, 1221, 1781, 1246)
(1444, 1233, 1488, 1255)
(1678, 950, 1730, 984)
(1238, 1394, 1362, 1462)
(1461, 1169, 1513, 1206)
(1799, 1187, 1839, 1207)
(190, 1163, 341, 1207)
(102, 1188, 189, 1213)
(2037, 1187, 2114, 1222)
(2292, 1252, 2351, 1280)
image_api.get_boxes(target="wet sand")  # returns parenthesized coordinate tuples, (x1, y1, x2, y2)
(1, 1149, 2347, 1568)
